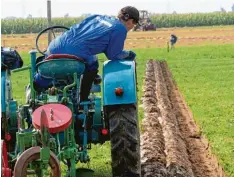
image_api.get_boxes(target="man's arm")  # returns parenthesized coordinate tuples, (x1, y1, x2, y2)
(105, 25, 134, 60)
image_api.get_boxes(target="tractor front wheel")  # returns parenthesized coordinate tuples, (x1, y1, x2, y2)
(105, 104, 141, 177)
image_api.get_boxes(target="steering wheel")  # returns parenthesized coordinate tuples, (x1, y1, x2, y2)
(36, 25, 70, 55)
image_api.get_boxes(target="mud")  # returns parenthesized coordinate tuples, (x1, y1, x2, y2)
(140, 60, 226, 177)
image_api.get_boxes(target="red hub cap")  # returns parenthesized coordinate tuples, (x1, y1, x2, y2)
(32, 104, 72, 133)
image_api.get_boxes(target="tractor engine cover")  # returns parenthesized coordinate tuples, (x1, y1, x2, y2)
(32, 104, 72, 133)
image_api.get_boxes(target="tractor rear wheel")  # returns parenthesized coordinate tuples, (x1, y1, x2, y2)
(105, 104, 141, 177)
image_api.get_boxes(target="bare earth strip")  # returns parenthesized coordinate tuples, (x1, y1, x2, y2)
(141, 60, 226, 177)
(1, 26, 234, 51)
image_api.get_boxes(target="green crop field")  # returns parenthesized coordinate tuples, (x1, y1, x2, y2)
(11, 43, 234, 176)
(2, 12, 234, 34)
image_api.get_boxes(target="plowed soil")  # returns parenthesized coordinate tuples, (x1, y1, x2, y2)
(140, 60, 226, 177)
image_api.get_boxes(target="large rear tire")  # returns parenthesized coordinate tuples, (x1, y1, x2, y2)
(105, 104, 141, 177)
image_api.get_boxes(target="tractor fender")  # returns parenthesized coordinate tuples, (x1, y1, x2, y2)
(102, 60, 137, 105)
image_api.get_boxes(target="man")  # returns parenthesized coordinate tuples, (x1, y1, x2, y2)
(34, 6, 139, 101)
(170, 34, 178, 49)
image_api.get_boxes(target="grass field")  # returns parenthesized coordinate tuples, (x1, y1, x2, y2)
(10, 43, 234, 176)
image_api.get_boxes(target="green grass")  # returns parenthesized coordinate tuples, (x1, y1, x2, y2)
(12, 43, 234, 176)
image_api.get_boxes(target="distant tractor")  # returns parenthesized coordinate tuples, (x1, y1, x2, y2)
(133, 10, 156, 31)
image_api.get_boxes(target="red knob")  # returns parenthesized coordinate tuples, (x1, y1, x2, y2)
(115, 87, 124, 96)
(5, 133, 11, 141)
(101, 128, 108, 135)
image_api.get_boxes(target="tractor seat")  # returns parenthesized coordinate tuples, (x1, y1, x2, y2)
(45, 54, 85, 63)
(37, 54, 86, 79)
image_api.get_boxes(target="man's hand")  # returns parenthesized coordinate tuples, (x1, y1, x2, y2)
(127, 51, 136, 60)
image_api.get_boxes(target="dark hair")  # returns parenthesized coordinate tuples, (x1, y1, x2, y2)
(118, 6, 139, 24)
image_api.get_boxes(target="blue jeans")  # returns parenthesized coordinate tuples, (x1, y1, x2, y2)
(86, 55, 99, 71)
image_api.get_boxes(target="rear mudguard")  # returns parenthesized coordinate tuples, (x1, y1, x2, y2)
(102, 60, 137, 106)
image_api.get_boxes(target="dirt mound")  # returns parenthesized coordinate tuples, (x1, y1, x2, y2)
(140, 60, 226, 177)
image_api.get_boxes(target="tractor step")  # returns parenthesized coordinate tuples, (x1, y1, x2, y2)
(76, 168, 94, 177)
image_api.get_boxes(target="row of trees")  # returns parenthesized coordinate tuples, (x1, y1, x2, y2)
(150, 12, 234, 28)
(1, 12, 234, 34)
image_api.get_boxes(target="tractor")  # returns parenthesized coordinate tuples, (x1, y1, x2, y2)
(133, 10, 156, 31)
(1, 47, 21, 177)
(1, 26, 141, 177)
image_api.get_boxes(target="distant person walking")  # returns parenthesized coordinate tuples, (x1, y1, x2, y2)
(170, 34, 178, 49)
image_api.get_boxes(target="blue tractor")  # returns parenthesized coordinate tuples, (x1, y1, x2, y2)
(1, 26, 141, 177)
(1, 47, 22, 177)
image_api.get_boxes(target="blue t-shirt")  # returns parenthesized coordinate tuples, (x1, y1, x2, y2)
(48, 15, 130, 65)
